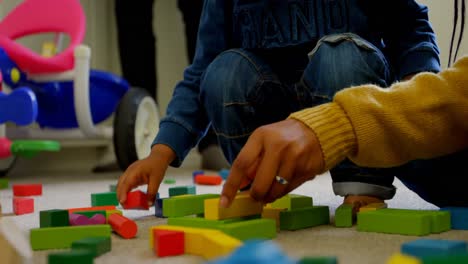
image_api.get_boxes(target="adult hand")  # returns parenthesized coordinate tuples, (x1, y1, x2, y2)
(220, 119, 325, 207)
(116, 144, 176, 207)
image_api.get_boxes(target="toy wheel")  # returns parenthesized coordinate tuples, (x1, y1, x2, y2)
(0, 156, 16, 177)
(113, 88, 159, 170)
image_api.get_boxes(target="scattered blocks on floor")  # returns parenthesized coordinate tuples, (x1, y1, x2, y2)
(421, 254, 468, 264)
(13, 197, 34, 215)
(386, 253, 421, 264)
(194, 175, 223, 185)
(357, 209, 450, 236)
(105, 209, 122, 220)
(74, 210, 106, 219)
(70, 214, 92, 226)
(0, 177, 9, 189)
(40, 209, 69, 228)
(71, 237, 111, 257)
(12, 184, 42, 196)
(153, 229, 185, 257)
(163, 194, 219, 217)
(262, 207, 286, 231)
(108, 213, 137, 239)
(204, 192, 263, 220)
(91, 192, 118, 206)
(298, 256, 338, 264)
(334, 204, 353, 228)
(163, 178, 176, 184)
(68, 205, 116, 213)
(155, 198, 166, 218)
(220, 218, 276, 241)
(440, 207, 468, 230)
(169, 185, 196, 197)
(269, 194, 313, 210)
(192, 170, 204, 181)
(401, 239, 467, 258)
(48, 250, 94, 264)
(280, 206, 329, 231)
(122, 190, 149, 210)
(30, 225, 111, 250)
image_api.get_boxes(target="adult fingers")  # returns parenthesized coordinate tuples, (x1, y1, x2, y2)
(264, 155, 297, 203)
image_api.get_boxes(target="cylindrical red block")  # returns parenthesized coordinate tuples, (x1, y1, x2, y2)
(194, 175, 223, 185)
(108, 213, 137, 239)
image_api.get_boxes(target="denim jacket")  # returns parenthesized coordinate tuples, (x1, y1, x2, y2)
(154, 0, 440, 167)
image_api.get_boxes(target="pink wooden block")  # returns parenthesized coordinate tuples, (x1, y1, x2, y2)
(12, 197, 34, 215)
(89, 214, 106, 225)
(69, 213, 91, 226)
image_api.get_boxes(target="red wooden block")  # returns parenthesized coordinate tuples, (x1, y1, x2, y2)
(122, 190, 148, 210)
(13, 197, 34, 215)
(12, 184, 42, 196)
(108, 213, 137, 239)
(153, 229, 185, 257)
(194, 175, 223, 185)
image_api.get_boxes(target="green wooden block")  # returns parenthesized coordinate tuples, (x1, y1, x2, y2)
(40, 209, 69, 228)
(220, 218, 276, 241)
(109, 184, 117, 192)
(334, 204, 353, 228)
(0, 178, 8, 189)
(168, 185, 196, 197)
(48, 250, 94, 264)
(30, 225, 111, 250)
(422, 254, 468, 264)
(71, 237, 111, 257)
(299, 256, 338, 264)
(163, 193, 219, 217)
(163, 178, 176, 184)
(382, 209, 451, 233)
(167, 215, 243, 228)
(91, 192, 118, 206)
(357, 209, 432, 236)
(74, 210, 106, 219)
(280, 206, 329, 231)
(270, 194, 313, 210)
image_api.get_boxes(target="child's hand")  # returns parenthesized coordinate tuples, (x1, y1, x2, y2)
(220, 119, 324, 208)
(116, 144, 176, 207)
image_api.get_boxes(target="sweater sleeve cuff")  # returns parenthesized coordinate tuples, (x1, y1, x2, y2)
(288, 103, 357, 172)
(399, 49, 440, 80)
(153, 121, 196, 167)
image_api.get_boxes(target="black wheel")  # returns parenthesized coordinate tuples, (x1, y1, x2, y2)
(0, 156, 16, 177)
(113, 88, 159, 170)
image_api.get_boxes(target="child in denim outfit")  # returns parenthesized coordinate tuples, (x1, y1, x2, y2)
(117, 0, 440, 210)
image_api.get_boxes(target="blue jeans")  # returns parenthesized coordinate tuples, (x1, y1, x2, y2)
(199, 33, 453, 205)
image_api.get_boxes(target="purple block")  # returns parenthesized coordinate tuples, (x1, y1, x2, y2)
(69, 213, 91, 226)
(89, 214, 106, 225)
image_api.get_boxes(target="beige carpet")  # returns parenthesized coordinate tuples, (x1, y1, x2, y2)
(1, 168, 467, 264)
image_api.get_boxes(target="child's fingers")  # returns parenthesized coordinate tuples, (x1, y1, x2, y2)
(146, 163, 168, 206)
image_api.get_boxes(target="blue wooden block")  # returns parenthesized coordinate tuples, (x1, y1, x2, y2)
(155, 198, 166, 218)
(192, 170, 204, 181)
(440, 207, 468, 230)
(218, 169, 230, 180)
(169, 185, 196, 197)
(402, 239, 467, 258)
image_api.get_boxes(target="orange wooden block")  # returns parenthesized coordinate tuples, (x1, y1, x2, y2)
(68, 206, 116, 213)
(12, 184, 42, 196)
(194, 175, 223, 185)
(108, 213, 137, 239)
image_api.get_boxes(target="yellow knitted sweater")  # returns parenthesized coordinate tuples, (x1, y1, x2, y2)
(289, 56, 468, 172)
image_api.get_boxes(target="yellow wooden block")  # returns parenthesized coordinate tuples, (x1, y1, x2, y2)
(359, 203, 388, 213)
(105, 209, 122, 220)
(262, 207, 286, 231)
(150, 225, 241, 259)
(204, 192, 263, 220)
(386, 253, 421, 264)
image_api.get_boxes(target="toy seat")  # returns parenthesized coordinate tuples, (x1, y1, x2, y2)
(0, 0, 85, 74)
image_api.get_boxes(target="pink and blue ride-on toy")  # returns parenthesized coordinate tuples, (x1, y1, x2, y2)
(0, 0, 160, 175)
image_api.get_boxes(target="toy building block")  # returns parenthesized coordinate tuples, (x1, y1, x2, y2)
(440, 207, 468, 230)
(68, 205, 116, 213)
(357, 209, 450, 236)
(48, 250, 94, 264)
(359, 202, 388, 212)
(155, 198, 166, 218)
(218, 169, 230, 180)
(89, 214, 106, 225)
(163, 193, 219, 217)
(74, 210, 106, 219)
(280, 206, 329, 231)
(195, 175, 223, 185)
(105, 209, 122, 220)
(334, 204, 353, 227)
(386, 253, 421, 264)
(30, 225, 111, 250)
(122, 190, 149, 210)
(421, 254, 468, 264)
(167, 215, 258, 229)
(269, 194, 313, 210)
(193, 170, 204, 181)
(298, 257, 338, 264)
(91, 192, 119, 206)
(169, 185, 196, 197)
(153, 229, 185, 257)
(40, 209, 69, 228)
(163, 178, 176, 184)
(401, 239, 467, 258)
(71, 237, 111, 257)
(69, 214, 91, 226)
(262, 207, 286, 231)
(12, 184, 42, 196)
(151, 225, 242, 260)
(13, 197, 34, 215)
(220, 218, 276, 241)
(108, 213, 137, 239)
(0, 218, 33, 264)
(204, 192, 263, 220)
(0, 177, 9, 189)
